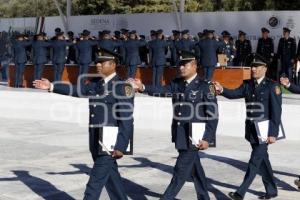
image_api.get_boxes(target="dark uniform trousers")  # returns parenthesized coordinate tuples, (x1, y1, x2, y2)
(203, 66, 215, 81)
(161, 150, 210, 200)
(53, 63, 65, 81)
(15, 63, 26, 87)
(34, 63, 46, 80)
(127, 65, 137, 79)
(236, 143, 277, 198)
(83, 155, 128, 200)
(222, 78, 281, 198)
(152, 65, 164, 87)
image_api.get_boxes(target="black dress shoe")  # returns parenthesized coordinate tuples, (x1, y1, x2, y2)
(228, 192, 243, 200)
(295, 179, 300, 189)
(258, 194, 278, 199)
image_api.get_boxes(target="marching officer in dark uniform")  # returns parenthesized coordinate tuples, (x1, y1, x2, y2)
(277, 27, 296, 79)
(131, 51, 218, 200)
(66, 31, 77, 64)
(98, 30, 122, 53)
(33, 48, 134, 200)
(75, 30, 98, 82)
(219, 30, 236, 66)
(51, 31, 75, 81)
(169, 30, 181, 67)
(32, 33, 52, 81)
(280, 76, 300, 190)
(215, 53, 282, 200)
(148, 29, 171, 87)
(196, 30, 223, 81)
(12, 33, 32, 87)
(256, 28, 275, 80)
(122, 30, 147, 78)
(235, 30, 252, 66)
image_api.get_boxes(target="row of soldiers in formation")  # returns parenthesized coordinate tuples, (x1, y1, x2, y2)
(33, 49, 299, 200)
(12, 26, 298, 87)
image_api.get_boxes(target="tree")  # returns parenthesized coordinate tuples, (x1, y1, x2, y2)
(0, 0, 300, 18)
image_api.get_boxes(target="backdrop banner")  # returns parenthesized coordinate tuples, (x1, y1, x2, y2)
(0, 11, 299, 50)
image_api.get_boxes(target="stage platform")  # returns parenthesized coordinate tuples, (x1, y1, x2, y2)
(8, 64, 251, 89)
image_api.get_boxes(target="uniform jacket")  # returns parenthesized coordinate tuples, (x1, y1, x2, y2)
(222, 78, 282, 144)
(52, 75, 134, 161)
(144, 75, 218, 150)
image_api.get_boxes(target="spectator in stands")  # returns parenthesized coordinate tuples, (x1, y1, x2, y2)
(32, 33, 52, 81)
(169, 30, 181, 67)
(66, 31, 77, 64)
(98, 30, 122, 53)
(219, 30, 236, 66)
(277, 27, 296, 80)
(235, 30, 252, 66)
(51, 31, 75, 81)
(12, 33, 32, 87)
(0, 31, 11, 82)
(75, 29, 98, 84)
(257, 27, 276, 80)
(148, 29, 171, 86)
(196, 30, 223, 81)
(123, 30, 147, 78)
(177, 29, 196, 52)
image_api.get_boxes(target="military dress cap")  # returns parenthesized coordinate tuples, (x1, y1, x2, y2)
(67, 31, 74, 36)
(95, 48, 121, 63)
(239, 30, 246, 35)
(56, 31, 64, 37)
(114, 30, 121, 35)
(247, 53, 268, 67)
(55, 27, 61, 33)
(178, 50, 197, 65)
(82, 29, 91, 36)
(261, 27, 270, 33)
(156, 29, 163, 34)
(102, 30, 111, 35)
(172, 30, 180, 35)
(197, 32, 203, 36)
(283, 27, 291, 33)
(121, 28, 129, 34)
(16, 33, 25, 38)
(129, 30, 137, 34)
(181, 29, 189, 34)
(150, 30, 156, 36)
(221, 30, 231, 36)
(206, 30, 214, 34)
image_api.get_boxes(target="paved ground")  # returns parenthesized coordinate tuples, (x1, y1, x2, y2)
(0, 117, 299, 200)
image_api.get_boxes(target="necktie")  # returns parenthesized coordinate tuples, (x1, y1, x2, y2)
(254, 80, 259, 88)
(184, 81, 188, 90)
